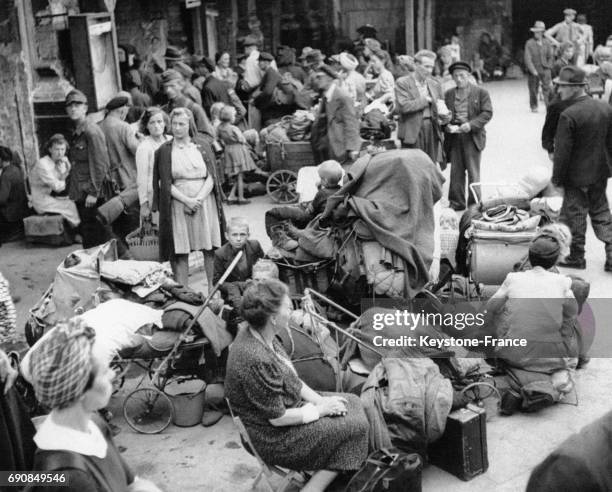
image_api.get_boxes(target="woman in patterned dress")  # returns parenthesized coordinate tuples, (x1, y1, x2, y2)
(225, 279, 370, 491)
(152, 107, 223, 287)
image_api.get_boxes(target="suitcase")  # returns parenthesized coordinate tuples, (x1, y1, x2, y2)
(429, 403, 488, 481)
(23, 214, 73, 246)
(345, 448, 422, 492)
(469, 229, 535, 285)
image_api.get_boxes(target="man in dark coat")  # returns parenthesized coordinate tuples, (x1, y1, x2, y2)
(65, 90, 114, 249)
(310, 65, 361, 165)
(0, 147, 28, 242)
(395, 50, 448, 165)
(527, 409, 612, 491)
(525, 21, 555, 112)
(252, 52, 285, 126)
(198, 57, 231, 118)
(552, 66, 612, 271)
(444, 61, 493, 210)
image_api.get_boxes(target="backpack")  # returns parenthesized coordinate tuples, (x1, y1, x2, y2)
(344, 448, 422, 492)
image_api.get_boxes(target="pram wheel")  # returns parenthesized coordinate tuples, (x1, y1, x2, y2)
(266, 170, 298, 203)
(123, 387, 173, 434)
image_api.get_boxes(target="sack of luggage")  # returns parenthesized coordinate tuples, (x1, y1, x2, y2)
(344, 448, 422, 492)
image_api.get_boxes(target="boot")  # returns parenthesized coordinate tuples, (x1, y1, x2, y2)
(271, 226, 298, 251)
(558, 256, 586, 269)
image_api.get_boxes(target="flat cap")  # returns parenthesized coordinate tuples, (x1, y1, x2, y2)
(448, 60, 472, 74)
(161, 69, 183, 85)
(258, 52, 275, 62)
(173, 61, 194, 78)
(563, 8, 577, 15)
(314, 64, 338, 79)
(529, 234, 560, 259)
(65, 89, 87, 105)
(356, 24, 378, 38)
(105, 95, 129, 111)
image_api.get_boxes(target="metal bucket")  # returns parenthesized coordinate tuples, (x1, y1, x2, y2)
(164, 379, 206, 427)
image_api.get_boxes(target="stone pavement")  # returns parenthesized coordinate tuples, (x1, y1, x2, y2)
(2, 79, 612, 491)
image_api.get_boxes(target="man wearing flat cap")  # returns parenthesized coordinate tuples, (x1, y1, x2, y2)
(161, 69, 215, 138)
(310, 65, 360, 165)
(525, 21, 555, 112)
(98, 94, 140, 252)
(64, 89, 114, 249)
(443, 61, 493, 210)
(545, 8, 583, 63)
(552, 65, 612, 271)
(173, 61, 202, 106)
(252, 52, 283, 126)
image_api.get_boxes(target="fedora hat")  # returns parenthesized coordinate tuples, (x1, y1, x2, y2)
(298, 46, 314, 60)
(530, 21, 546, 32)
(556, 65, 587, 85)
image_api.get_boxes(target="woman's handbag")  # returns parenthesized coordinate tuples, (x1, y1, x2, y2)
(344, 448, 422, 492)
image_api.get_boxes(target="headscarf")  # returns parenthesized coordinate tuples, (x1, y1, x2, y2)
(29, 318, 95, 409)
(339, 52, 359, 71)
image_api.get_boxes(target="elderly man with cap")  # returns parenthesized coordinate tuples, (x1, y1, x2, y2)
(525, 21, 555, 112)
(552, 65, 612, 271)
(310, 65, 361, 165)
(443, 61, 493, 210)
(336, 52, 366, 109)
(395, 50, 449, 165)
(161, 69, 215, 138)
(252, 52, 284, 126)
(173, 61, 202, 106)
(64, 89, 114, 249)
(545, 8, 583, 63)
(98, 95, 141, 252)
(25, 318, 162, 491)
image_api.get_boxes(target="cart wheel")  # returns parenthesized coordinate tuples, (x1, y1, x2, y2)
(123, 387, 173, 434)
(267, 170, 298, 204)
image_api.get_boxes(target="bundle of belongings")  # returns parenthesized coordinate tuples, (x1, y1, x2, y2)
(260, 110, 315, 145)
(26, 240, 232, 364)
(287, 150, 443, 302)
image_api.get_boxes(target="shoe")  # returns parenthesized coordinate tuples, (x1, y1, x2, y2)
(558, 257, 586, 269)
(225, 198, 237, 205)
(577, 356, 590, 369)
(272, 230, 299, 251)
(500, 389, 522, 416)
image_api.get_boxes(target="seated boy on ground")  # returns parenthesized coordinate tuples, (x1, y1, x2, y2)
(213, 217, 264, 308)
(265, 159, 343, 250)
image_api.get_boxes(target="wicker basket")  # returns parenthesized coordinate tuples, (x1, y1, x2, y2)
(126, 227, 160, 261)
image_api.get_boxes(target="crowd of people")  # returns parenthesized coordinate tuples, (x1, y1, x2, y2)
(2, 13, 612, 492)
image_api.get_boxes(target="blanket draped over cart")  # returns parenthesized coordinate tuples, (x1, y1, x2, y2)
(321, 149, 444, 298)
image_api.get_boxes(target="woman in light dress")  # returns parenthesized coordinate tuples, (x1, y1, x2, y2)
(29, 134, 80, 228)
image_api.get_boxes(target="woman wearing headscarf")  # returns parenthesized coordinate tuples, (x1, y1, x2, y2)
(337, 52, 367, 109)
(152, 107, 225, 288)
(26, 318, 161, 491)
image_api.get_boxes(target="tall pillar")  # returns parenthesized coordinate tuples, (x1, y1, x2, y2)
(425, 0, 434, 50)
(191, 6, 205, 56)
(405, 0, 414, 54)
(417, 0, 425, 50)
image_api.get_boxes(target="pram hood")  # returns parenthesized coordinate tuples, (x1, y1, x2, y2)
(322, 149, 444, 298)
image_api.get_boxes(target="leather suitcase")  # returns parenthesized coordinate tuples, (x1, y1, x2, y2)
(429, 404, 488, 481)
(23, 214, 72, 246)
(469, 229, 535, 285)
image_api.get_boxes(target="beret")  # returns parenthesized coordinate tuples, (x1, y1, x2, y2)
(105, 95, 129, 111)
(529, 234, 560, 259)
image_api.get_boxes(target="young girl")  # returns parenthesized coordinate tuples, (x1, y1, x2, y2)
(217, 105, 257, 205)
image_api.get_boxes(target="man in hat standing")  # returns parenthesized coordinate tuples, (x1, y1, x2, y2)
(552, 66, 612, 271)
(64, 90, 114, 249)
(173, 61, 202, 106)
(253, 52, 283, 126)
(310, 65, 361, 165)
(545, 8, 583, 63)
(525, 21, 555, 112)
(98, 95, 140, 252)
(161, 69, 215, 138)
(444, 61, 493, 210)
(395, 50, 449, 165)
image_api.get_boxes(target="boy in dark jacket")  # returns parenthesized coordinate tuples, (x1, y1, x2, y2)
(265, 160, 343, 250)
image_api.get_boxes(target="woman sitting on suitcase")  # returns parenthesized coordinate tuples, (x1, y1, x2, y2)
(225, 279, 370, 491)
